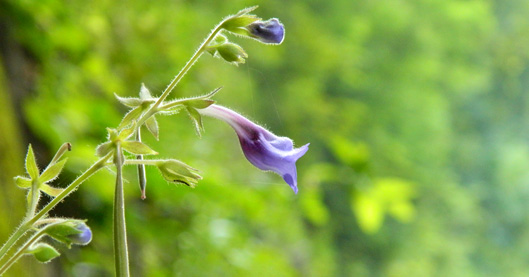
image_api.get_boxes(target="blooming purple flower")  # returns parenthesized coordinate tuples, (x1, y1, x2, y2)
(246, 18, 285, 44)
(198, 104, 308, 193)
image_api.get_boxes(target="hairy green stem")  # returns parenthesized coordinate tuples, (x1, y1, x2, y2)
(113, 144, 130, 277)
(0, 152, 112, 267)
(26, 181, 40, 219)
(0, 231, 45, 275)
(134, 21, 227, 130)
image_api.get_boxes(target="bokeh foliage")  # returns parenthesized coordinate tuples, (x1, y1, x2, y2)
(1, 0, 529, 276)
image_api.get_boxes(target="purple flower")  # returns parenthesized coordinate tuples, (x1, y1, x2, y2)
(199, 104, 308, 193)
(246, 18, 285, 44)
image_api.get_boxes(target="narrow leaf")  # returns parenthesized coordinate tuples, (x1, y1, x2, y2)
(121, 141, 158, 155)
(96, 142, 114, 157)
(145, 116, 159, 140)
(14, 176, 32, 188)
(40, 184, 65, 197)
(25, 144, 39, 179)
(118, 107, 143, 129)
(39, 158, 68, 183)
(115, 93, 142, 107)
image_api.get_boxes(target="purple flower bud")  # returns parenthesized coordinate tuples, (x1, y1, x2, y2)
(70, 223, 92, 245)
(199, 105, 308, 193)
(246, 18, 285, 44)
(45, 220, 92, 246)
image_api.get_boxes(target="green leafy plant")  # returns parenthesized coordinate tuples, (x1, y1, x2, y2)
(0, 6, 308, 276)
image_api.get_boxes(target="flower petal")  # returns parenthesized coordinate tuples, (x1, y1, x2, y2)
(199, 105, 308, 193)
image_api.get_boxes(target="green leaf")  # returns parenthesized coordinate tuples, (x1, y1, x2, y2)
(186, 107, 204, 135)
(121, 141, 158, 155)
(118, 106, 143, 129)
(40, 184, 65, 197)
(145, 116, 159, 140)
(95, 141, 114, 157)
(26, 243, 60, 263)
(25, 144, 39, 180)
(39, 158, 68, 183)
(14, 176, 32, 188)
(115, 93, 142, 108)
(352, 192, 384, 234)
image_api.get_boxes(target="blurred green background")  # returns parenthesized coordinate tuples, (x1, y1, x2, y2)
(1, 0, 529, 276)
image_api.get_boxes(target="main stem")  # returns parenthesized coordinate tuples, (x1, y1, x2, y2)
(113, 144, 130, 277)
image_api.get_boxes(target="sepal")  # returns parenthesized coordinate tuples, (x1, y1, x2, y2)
(216, 43, 248, 65)
(15, 176, 32, 188)
(40, 184, 65, 197)
(45, 220, 92, 247)
(96, 141, 114, 157)
(121, 141, 158, 155)
(156, 159, 202, 187)
(118, 106, 143, 129)
(145, 116, 159, 140)
(25, 144, 39, 180)
(39, 158, 68, 184)
(115, 94, 142, 108)
(185, 106, 204, 136)
(26, 243, 60, 263)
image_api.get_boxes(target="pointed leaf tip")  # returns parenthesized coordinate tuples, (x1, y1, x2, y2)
(25, 144, 39, 180)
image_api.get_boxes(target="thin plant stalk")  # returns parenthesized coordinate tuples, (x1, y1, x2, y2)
(113, 143, 130, 277)
(0, 229, 46, 275)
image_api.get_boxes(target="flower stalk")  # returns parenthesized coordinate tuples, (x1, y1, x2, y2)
(113, 143, 130, 277)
